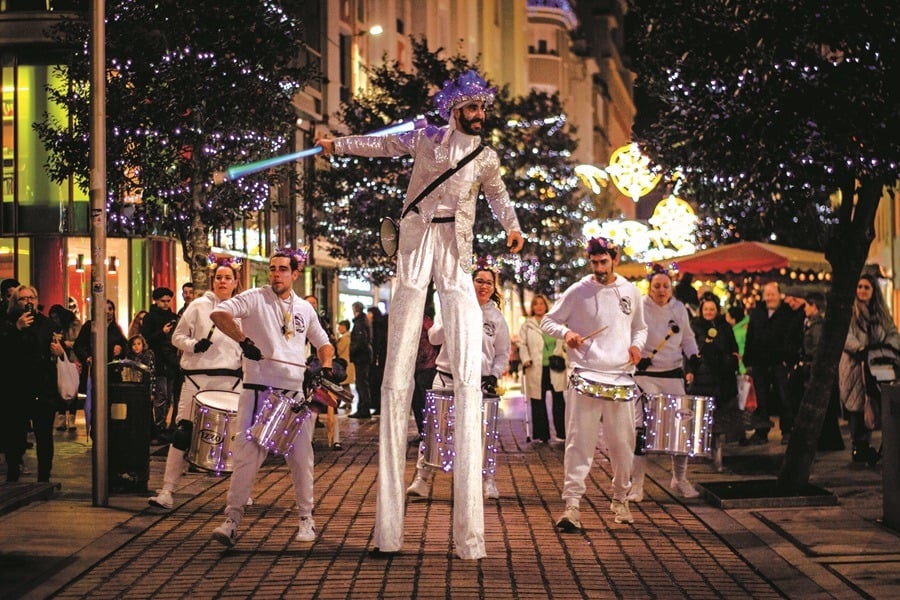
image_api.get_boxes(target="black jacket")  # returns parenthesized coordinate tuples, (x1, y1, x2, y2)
(744, 303, 797, 368)
(350, 313, 373, 364)
(141, 305, 180, 377)
(690, 316, 739, 401)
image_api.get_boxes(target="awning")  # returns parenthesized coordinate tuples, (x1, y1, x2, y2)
(672, 241, 831, 277)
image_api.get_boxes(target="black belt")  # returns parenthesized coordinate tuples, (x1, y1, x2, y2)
(432, 216, 455, 223)
(183, 368, 243, 391)
(183, 368, 243, 377)
(436, 370, 453, 379)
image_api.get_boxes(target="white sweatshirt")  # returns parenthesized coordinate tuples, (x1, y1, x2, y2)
(541, 274, 647, 385)
(640, 296, 698, 372)
(172, 291, 243, 372)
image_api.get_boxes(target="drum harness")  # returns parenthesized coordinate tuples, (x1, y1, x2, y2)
(181, 325, 243, 392)
(435, 369, 502, 398)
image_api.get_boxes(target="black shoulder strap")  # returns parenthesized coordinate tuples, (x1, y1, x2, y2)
(400, 144, 485, 220)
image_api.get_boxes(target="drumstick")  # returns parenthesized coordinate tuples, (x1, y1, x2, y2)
(582, 325, 607, 341)
(262, 355, 306, 368)
(206, 325, 216, 340)
(644, 325, 680, 360)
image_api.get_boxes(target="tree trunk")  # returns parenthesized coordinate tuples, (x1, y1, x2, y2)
(778, 177, 883, 492)
(187, 176, 211, 292)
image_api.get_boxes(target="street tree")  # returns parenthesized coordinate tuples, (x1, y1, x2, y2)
(35, 0, 314, 289)
(626, 0, 898, 490)
(309, 38, 589, 298)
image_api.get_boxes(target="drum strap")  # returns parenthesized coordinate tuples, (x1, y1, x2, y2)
(635, 368, 684, 379)
(183, 368, 244, 391)
(244, 384, 301, 421)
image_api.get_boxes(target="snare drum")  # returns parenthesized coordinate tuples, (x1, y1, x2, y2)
(642, 394, 715, 457)
(422, 389, 501, 475)
(247, 390, 312, 457)
(570, 371, 637, 401)
(186, 390, 240, 473)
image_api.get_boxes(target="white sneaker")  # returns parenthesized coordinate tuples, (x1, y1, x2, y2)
(212, 518, 238, 547)
(625, 482, 644, 503)
(148, 489, 174, 510)
(483, 478, 499, 500)
(556, 505, 583, 532)
(610, 499, 634, 524)
(295, 517, 317, 542)
(669, 477, 700, 498)
(246, 497, 254, 506)
(406, 476, 431, 497)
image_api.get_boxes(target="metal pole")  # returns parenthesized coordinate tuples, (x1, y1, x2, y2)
(90, 0, 109, 507)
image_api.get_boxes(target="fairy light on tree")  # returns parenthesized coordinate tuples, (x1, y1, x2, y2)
(35, 2, 314, 288)
(628, 0, 899, 492)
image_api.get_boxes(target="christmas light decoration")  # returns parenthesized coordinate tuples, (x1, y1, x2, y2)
(574, 164, 610, 194)
(606, 143, 662, 201)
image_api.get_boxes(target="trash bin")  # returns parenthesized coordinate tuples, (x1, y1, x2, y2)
(108, 360, 153, 493)
(882, 381, 900, 531)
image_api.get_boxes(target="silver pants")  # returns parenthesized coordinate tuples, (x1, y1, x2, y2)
(374, 221, 486, 559)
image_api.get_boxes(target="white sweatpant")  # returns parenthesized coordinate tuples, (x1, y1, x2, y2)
(224, 387, 315, 523)
(562, 387, 635, 505)
(374, 221, 485, 559)
(161, 374, 241, 492)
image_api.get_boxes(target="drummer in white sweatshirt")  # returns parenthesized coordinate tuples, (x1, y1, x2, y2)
(406, 265, 511, 501)
(149, 261, 243, 510)
(541, 237, 647, 530)
(631, 266, 700, 502)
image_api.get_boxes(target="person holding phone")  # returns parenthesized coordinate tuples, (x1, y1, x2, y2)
(1, 286, 65, 482)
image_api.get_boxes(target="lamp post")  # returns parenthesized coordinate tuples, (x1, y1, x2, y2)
(90, 0, 109, 506)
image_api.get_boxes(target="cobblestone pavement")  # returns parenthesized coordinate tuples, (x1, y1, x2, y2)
(2, 390, 898, 599)
(51, 420, 781, 599)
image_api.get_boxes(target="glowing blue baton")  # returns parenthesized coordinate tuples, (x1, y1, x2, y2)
(212, 116, 427, 184)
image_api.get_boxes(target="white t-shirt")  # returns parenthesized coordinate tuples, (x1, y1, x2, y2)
(216, 286, 330, 391)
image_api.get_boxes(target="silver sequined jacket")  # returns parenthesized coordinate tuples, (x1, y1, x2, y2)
(333, 125, 521, 270)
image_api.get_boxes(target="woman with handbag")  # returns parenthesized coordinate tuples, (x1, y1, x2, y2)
(518, 293, 567, 444)
(839, 273, 900, 465)
(49, 305, 81, 432)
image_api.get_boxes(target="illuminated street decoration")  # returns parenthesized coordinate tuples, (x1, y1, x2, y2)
(606, 143, 662, 201)
(582, 195, 698, 264)
(648, 194, 698, 256)
(574, 164, 610, 194)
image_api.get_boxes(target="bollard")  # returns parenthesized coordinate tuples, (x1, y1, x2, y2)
(882, 382, 900, 531)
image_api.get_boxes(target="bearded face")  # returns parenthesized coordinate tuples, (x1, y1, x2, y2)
(454, 102, 485, 136)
